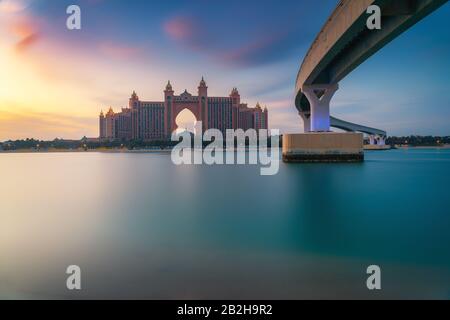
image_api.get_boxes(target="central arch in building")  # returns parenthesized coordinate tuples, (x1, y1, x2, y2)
(174, 108, 198, 134)
(164, 78, 210, 135)
(168, 89, 205, 134)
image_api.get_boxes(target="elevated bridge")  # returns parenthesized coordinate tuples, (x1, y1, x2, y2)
(330, 116, 386, 136)
(295, 0, 448, 135)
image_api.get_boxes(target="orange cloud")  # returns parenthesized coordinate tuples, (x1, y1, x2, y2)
(15, 33, 39, 52)
(8, 17, 41, 52)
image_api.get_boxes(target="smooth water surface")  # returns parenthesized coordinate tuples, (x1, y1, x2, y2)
(1, 149, 449, 299)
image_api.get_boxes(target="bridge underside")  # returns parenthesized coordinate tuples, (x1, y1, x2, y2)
(295, 0, 448, 114)
(293, 0, 447, 137)
(284, 0, 447, 162)
(330, 116, 386, 136)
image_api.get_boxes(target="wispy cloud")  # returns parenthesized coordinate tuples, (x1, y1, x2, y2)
(163, 16, 196, 42)
(163, 14, 303, 68)
(98, 41, 142, 60)
(3, 10, 42, 53)
(0, 108, 97, 141)
(163, 15, 211, 52)
(0, 0, 30, 14)
(219, 32, 293, 67)
(14, 33, 38, 52)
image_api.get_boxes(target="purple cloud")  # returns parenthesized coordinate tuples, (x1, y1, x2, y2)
(163, 14, 302, 68)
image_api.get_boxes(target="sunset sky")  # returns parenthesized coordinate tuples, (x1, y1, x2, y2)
(0, 0, 449, 140)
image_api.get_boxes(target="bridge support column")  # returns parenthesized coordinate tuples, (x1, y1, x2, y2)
(300, 112, 310, 133)
(302, 84, 338, 132)
(364, 135, 390, 150)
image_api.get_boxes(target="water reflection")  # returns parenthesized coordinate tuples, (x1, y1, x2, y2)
(0, 150, 449, 299)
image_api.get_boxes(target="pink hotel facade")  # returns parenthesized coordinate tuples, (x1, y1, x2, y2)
(99, 78, 268, 141)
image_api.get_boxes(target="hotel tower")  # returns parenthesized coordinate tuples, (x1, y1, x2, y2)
(99, 78, 268, 140)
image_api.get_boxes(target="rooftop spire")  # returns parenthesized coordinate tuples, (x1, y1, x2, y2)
(199, 76, 206, 87)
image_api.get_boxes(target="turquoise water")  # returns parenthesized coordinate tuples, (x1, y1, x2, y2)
(0, 149, 449, 299)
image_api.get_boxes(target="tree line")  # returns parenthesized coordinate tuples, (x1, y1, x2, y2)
(1, 135, 449, 151)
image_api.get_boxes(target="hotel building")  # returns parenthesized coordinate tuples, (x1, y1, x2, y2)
(99, 78, 268, 141)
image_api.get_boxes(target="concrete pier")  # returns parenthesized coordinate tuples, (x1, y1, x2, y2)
(283, 132, 364, 163)
(302, 84, 338, 132)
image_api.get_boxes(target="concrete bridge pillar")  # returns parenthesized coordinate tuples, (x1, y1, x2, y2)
(377, 136, 386, 146)
(299, 112, 311, 133)
(369, 135, 376, 145)
(302, 84, 339, 132)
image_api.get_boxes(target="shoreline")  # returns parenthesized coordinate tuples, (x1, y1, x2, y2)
(0, 147, 279, 154)
(1, 145, 450, 154)
(0, 146, 450, 154)
(394, 145, 450, 150)
(0, 149, 173, 154)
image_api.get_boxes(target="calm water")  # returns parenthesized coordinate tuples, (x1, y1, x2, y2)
(1, 149, 449, 299)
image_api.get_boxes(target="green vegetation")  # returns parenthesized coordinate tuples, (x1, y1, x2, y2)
(386, 136, 450, 147)
(0, 138, 178, 151)
(0, 135, 449, 151)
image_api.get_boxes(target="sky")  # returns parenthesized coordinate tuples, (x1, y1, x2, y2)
(0, 0, 449, 140)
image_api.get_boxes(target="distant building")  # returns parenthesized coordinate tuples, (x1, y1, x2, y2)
(99, 78, 268, 140)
